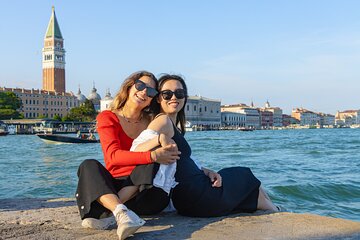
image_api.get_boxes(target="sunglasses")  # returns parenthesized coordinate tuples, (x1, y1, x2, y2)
(160, 89, 186, 100)
(134, 79, 158, 98)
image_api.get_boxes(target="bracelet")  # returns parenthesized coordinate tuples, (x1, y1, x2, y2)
(157, 134, 161, 146)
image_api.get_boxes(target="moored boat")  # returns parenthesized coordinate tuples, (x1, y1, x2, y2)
(0, 121, 9, 136)
(36, 134, 99, 144)
(238, 127, 254, 132)
(0, 131, 9, 136)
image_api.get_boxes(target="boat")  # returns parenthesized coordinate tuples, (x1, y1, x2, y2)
(0, 121, 9, 136)
(7, 125, 16, 134)
(36, 134, 99, 144)
(0, 131, 9, 136)
(238, 127, 254, 132)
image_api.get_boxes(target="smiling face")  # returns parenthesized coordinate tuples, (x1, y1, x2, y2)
(128, 76, 157, 109)
(158, 79, 186, 117)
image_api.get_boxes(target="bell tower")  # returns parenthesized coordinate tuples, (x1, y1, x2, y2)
(42, 6, 66, 93)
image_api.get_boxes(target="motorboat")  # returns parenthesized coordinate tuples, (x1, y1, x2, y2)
(36, 134, 99, 144)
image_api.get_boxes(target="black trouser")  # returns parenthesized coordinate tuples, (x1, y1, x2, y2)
(76, 159, 169, 219)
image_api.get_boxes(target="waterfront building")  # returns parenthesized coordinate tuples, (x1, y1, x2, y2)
(282, 114, 299, 127)
(42, 6, 66, 93)
(0, 87, 79, 119)
(185, 95, 221, 130)
(258, 109, 273, 129)
(335, 110, 360, 126)
(319, 113, 335, 126)
(221, 112, 246, 128)
(262, 101, 283, 127)
(291, 108, 320, 126)
(100, 89, 114, 111)
(221, 104, 260, 129)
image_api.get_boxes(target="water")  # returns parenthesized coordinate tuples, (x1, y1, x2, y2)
(0, 129, 359, 222)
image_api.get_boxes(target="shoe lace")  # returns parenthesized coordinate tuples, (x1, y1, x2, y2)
(116, 209, 131, 224)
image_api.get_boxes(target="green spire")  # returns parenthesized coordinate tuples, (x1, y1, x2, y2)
(45, 6, 63, 39)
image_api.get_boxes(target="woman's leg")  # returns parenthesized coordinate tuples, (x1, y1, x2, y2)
(126, 187, 170, 215)
(256, 186, 278, 212)
(118, 186, 139, 204)
(77, 159, 145, 239)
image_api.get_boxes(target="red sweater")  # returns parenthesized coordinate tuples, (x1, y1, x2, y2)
(97, 110, 152, 178)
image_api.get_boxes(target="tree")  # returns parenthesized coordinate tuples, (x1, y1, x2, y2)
(53, 114, 62, 121)
(65, 99, 97, 122)
(0, 92, 23, 120)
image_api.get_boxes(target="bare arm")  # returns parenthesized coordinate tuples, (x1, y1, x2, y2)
(133, 115, 180, 164)
(133, 115, 175, 151)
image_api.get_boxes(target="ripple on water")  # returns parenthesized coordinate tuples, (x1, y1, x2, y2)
(0, 129, 359, 221)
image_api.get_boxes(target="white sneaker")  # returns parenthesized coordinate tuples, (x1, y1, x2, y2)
(116, 208, 145, 240)
(81, 216, 116, 230)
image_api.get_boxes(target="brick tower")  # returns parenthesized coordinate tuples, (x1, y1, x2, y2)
(42, 6, 66, 93)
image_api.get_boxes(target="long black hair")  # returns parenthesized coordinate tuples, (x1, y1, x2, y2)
(157, 74, 188, 134)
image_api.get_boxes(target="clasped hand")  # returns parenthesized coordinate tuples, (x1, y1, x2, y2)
(153, 134, 180, 165)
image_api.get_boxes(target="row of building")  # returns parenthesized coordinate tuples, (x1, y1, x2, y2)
(1, 7, 359, 130)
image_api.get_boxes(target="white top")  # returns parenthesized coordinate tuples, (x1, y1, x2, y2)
(131, 129, 178, 194)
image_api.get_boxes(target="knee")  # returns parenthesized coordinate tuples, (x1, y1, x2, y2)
(77, 159, 101, 177)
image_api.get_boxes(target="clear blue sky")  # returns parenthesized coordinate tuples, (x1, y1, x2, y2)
(1, 1, 359, 114)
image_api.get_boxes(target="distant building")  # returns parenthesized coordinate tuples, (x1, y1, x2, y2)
(282, 114, 299, 127)
(100, 89, 114, 111)
(0, 87, 78, 118)
(221, 104, 260, 129)
(42, 6, 66, 93)
(258, 109, 273, 129)
(262, 101, 283, 127)
(221, 112, 246, 128)
(185, 95, 221, 130)
(0, 7, 79, 119)
(335, 110, 360, 126)
(87, 84, 102, 111)
(291, 108, 320, 126)
(319, 113, 335, 126)
(75, 87, 87, 104)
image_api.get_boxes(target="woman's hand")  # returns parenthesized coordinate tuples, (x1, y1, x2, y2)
(151, 144, 180, 165)
(203, 168, 222, 187)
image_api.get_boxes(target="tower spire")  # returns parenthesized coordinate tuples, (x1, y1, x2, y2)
(42, 6, 66, 93)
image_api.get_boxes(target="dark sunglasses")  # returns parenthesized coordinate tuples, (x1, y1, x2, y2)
(134, 79, 158, 98)
(160, 89, 186, 100)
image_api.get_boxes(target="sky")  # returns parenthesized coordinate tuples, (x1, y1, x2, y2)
(1, 1, 360, 114)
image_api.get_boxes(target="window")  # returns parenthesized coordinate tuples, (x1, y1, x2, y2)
(194, 106, 196, 111)
(187, 105, 189, 111)
(205, 106, 207, 112)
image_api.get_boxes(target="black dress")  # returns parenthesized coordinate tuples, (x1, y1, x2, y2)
(171, 126, 261, 217)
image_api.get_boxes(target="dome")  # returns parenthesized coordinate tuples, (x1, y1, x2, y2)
(87, 86, 101, 102)
(103, 88, 113, 101)
(76, 87, 87, 103)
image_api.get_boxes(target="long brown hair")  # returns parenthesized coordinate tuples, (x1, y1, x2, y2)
(110, 71, 158, 117)
(157, 74, 188, 134)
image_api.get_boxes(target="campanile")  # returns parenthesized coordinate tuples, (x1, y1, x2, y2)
(42, 6, 66, 93)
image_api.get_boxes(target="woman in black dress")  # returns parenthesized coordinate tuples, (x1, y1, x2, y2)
(141, 74, 279, 217)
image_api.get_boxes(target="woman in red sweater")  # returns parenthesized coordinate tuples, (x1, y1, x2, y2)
(76, 71, 180, 240)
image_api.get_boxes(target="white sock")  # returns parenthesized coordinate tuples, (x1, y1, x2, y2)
(113, 204, 128, 216)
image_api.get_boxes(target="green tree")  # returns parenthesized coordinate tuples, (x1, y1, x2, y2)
(53, 114, 62, 121)
(65, 99, 97, 122)
(0, 92, 23, 120)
